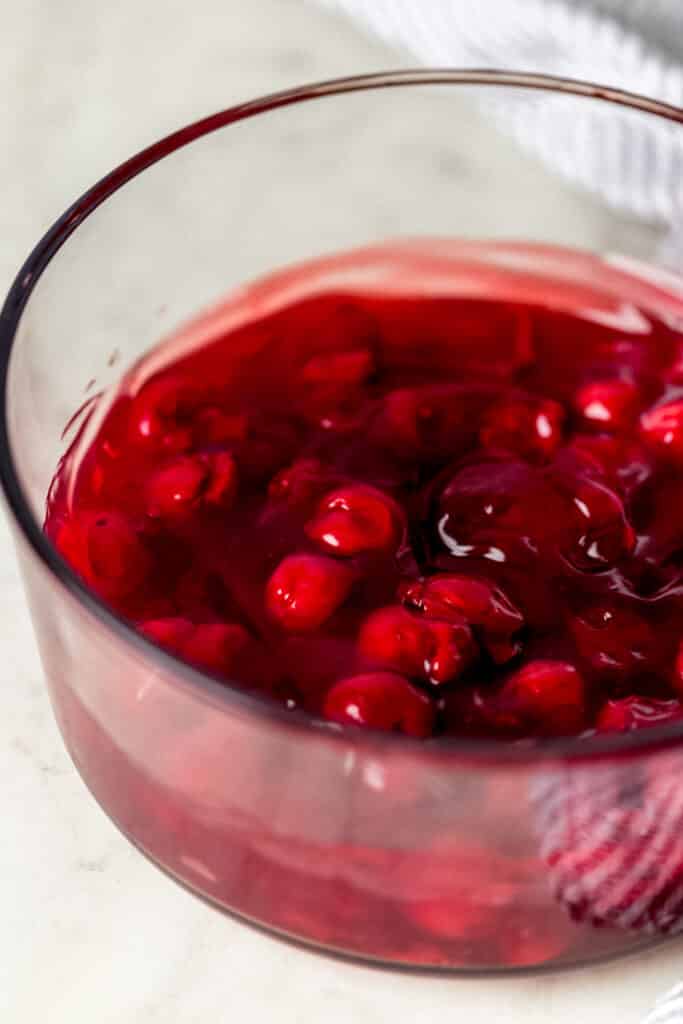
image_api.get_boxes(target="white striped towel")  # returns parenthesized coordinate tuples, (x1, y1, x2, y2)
(317, 0, 683, 245)
(644, 982, 683, 1024)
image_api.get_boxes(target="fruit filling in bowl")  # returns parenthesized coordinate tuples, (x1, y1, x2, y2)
(44, 240, 683, 742)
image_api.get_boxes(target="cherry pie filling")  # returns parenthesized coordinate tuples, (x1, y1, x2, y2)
(41, 243, 683, 963)
(45, 244, 683, 742)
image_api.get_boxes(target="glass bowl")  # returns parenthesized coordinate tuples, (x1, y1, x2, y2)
(2, 71, 683, 973)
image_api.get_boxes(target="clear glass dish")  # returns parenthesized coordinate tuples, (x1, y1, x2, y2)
(2, 71, 683, 972)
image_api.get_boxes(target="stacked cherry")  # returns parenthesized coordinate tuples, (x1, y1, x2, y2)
(45, 291, 683, 741)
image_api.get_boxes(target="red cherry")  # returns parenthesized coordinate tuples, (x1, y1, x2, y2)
(305, 484, 401, 557)
(479, 395, 565, 462)
(597, 697, 683, 733)
(323, 671, 435, 737)
(145, 452, 238, 518)
(181, 623, 250, 673)
(558, 477, 636, 571)
(86, 512, 149, 587)
(145, 456, 208, 518)
(567, 435, 653, 496)
(358, 604, 475, 686)
(141, 618, 252, 674)
(57, 510, 150, 598)
(268, 458, 332, 505)
(571, 603, 659, 682)
(432, 454, 564, 568)
(265, 553, 354, 631)
(401, 574, 524, 664)
(641, 399, 683, 460)
(298, 348, 375, 431)
(129, 374, 207, 453)
(358, 605, 425, 677)
(499, 659, 585, 736)
(140, 616, 193, 653)
(573, 378, 639, 432)
(425, 619, 476, 685)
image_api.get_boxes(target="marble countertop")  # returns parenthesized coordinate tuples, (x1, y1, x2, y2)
(2, 1, 683, 1020)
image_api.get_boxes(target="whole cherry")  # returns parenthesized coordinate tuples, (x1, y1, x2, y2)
(479, 394, 565, 462)
(573, 377, 639, 432)
(641, 398, 683, 461)
(323, 671, 435, 737)
(358, 604, 475, 686)
(498, 659, 586, 736)
(305, 484, 402, 557)
(597, 697, 683, 733)
(401, 574, 524, 664)
(266, 553, 354, 631)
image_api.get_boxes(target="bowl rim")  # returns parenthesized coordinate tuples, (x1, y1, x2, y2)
(2, 68, 683, 764)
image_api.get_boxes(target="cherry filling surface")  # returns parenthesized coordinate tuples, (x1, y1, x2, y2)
(45, 241, 683, 742)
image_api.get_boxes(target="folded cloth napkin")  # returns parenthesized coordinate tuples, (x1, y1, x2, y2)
(644, 982, 683, 1023)
(318, 0, 683, 247)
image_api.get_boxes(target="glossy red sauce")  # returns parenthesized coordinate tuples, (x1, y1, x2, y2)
(45, 241, 683, 740)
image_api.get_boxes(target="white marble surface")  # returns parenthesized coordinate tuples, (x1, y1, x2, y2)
(2, 1, 683, 1020)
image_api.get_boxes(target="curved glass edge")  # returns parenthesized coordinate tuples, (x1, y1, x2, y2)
(1, 69, 683, 764)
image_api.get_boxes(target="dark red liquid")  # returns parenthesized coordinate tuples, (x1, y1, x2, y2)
(45, 241, 683, 742)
